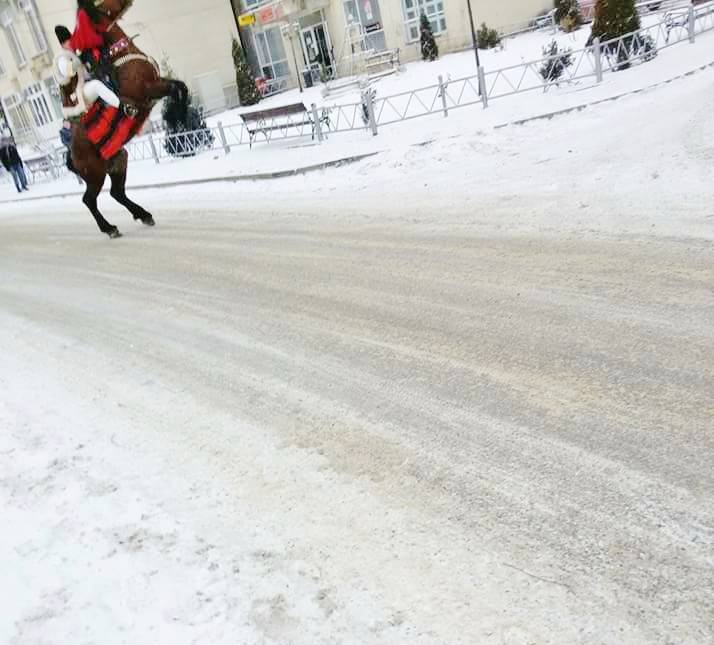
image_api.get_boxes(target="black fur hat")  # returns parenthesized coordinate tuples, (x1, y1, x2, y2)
(77, 0, 102, 22)
(55, 25, 72, 43)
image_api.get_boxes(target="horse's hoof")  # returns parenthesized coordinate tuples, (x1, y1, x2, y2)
(107, 228, 123, 239)
(142, 215, 155, 227)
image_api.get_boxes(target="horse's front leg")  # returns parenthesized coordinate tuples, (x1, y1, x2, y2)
(83, 176, 122, 239)
(145, 78, 189, 115)
(108, 151, 154, 226)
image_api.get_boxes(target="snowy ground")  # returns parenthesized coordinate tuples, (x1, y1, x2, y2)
(1, 50, 713, 645)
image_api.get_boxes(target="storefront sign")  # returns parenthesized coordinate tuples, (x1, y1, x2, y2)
(238, 13, 256, 26)
(258, 4, 285, 25)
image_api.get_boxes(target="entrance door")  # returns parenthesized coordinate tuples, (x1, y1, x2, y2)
(301, 24, 333, 74)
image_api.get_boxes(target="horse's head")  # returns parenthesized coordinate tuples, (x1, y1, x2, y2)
(91, 0, 134, 22)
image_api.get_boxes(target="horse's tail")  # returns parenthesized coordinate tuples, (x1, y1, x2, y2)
(169, 80, 189, 122)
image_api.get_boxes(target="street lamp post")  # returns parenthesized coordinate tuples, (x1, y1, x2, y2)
(283, 22, 304, 93)
(465, 0, 482, 95)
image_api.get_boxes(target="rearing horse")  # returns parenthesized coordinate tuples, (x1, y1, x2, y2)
(64, 0, 188, 238)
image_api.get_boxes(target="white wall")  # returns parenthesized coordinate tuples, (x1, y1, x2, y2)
(313, 0, 553, 68)
(38, 0, 240, 104)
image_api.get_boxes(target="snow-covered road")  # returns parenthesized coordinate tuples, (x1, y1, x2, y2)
(2, 67, 713, 644)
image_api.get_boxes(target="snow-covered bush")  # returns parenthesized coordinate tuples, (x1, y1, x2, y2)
(539, 40, 574, 86)
(476, 23, 501, 49)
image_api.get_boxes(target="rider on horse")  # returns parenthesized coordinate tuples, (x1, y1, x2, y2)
(54, 1, 136, 118)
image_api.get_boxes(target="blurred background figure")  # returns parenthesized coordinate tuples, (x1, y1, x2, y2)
(0, 136, 29, 193)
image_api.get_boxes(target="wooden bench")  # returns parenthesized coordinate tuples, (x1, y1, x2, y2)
(240, 102, 329, 148)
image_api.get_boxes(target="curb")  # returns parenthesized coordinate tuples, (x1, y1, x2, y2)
(0, 151, 381, 205)
(494, 59, 714, 129)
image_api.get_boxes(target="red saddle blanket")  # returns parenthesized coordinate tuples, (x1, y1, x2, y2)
(80, 103, 146, 161)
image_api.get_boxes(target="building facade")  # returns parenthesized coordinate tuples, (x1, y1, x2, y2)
(0, 0, 551, 145)
(232, 0, 552, 93)
(0, 0, 59, 144)
(0, 0, 239, 145)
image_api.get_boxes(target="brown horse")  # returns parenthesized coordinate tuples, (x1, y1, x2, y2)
(66, 0, 188, 238)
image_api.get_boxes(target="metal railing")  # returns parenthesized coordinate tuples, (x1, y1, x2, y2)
(365, 1, 714, 125)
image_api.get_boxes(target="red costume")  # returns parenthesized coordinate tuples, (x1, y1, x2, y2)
(68, 9, 108, 61)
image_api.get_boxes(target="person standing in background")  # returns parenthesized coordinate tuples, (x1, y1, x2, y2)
(0, 137, 29, 193)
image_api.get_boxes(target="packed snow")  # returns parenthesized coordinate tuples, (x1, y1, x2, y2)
(1, 20, 713, 645)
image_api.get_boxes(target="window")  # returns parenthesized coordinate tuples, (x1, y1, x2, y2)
(2, 94, 33, 137)
(44, 77, 63, 120)
(1, 10, 27, 67)
(342, 0, 387, 52)
(19, 0, 48, 55)
(253, 27, 289, 79)
(24, 82, 53, 127)
(0, 54, 5, 76)
(343, 0, 359, 23)
(403, 0, 446, 42)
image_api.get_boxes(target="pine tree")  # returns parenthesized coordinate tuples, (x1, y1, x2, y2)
(420, 13, 439, 61)
(162, 91, 215, 157)
(539, 40, 574, 85)
(476, 23, 501, 49)
(232, 37, 261, 106)
(591, 0, 640, 42)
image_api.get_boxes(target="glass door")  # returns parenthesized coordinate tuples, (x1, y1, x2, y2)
(301, 24, 333, 74)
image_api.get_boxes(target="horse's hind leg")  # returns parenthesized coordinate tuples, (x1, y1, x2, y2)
(73, 135, 119, 238)
(109, 151, 155, 227)
(83, 175, 122, 239)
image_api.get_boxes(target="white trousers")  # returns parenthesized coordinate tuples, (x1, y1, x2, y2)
(83, 80, 120, 109)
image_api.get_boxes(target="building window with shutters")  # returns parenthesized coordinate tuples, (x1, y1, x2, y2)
(19, 0, 47, 55)
(1, 10, 27, 67)
(402, 0, 446, 43)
